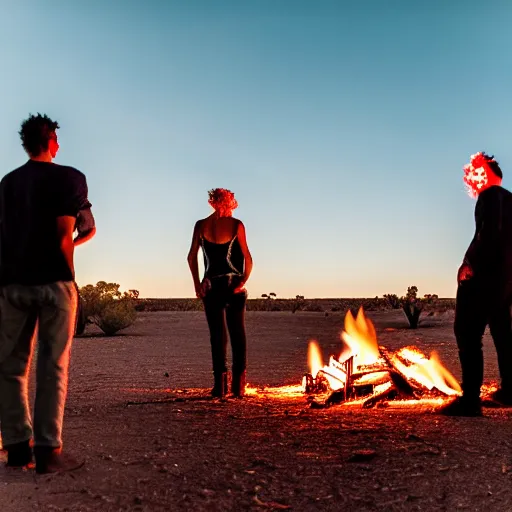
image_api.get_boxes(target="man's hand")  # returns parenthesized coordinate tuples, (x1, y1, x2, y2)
(458, 263, 474, 283)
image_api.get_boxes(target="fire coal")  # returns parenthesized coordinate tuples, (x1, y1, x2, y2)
(302, 308, 461, 408)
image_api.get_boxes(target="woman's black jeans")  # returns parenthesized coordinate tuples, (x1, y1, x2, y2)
(202, 276, 247, 378)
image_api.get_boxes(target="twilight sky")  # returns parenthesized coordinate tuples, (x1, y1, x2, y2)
(1, 0, 511, 298)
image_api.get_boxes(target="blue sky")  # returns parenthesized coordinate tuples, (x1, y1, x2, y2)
(1, 0, 511, 298)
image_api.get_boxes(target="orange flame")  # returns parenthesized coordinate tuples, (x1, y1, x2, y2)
(305, 307, 461, 399)
(307, 340, 323, 378)
(388, 347, 461, 396)
(340, 308, 380, 366)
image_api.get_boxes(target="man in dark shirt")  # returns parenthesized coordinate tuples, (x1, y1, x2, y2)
(0, 114, 96, 472)
(442, 152, 512, 416)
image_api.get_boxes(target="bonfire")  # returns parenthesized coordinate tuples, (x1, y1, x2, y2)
(301, 308, 461, 408)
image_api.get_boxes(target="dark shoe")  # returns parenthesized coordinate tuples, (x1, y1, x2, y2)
(231, 371, 246, 398)
(488, 388, 512, 407)
(211, 372, 228, 398)
(5, 440, 33, 467)
(34, 447, 85, 474)
(439, 396, 482, 417)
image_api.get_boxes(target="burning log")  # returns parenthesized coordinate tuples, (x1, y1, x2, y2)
(302, 372, 329, 394)
(362, 382, 397, 408)
(302, 308, 461, 408)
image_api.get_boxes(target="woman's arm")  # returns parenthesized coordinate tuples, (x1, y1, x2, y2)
(187, 220, 203, 297)
(236, 221, 253, 288)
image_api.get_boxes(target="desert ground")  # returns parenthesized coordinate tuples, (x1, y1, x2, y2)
(1, 308, 512, 511)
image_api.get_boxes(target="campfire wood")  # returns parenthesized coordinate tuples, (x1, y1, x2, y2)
(305, 346, 452, 408)
(303, 308, 461, 409)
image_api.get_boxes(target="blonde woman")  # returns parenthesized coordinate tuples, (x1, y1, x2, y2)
(188, 188, 253, 398)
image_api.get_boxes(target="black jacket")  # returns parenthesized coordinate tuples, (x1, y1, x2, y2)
(464, 185, 512, 297)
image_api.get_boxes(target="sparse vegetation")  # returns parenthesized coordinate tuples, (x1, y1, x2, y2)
(292, 295, 305, 314)
(79, 281, 138, 335)
(384, 286, 439, 329)
(122, 296, 455, 314)
(261, 292, 277, 311)
(383, 293, 401, 309)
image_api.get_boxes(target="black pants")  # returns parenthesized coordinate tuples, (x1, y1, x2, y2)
(202, 276, 247, 377)
(455, 280, 512, 400)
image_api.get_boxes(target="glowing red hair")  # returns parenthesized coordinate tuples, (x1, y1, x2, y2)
(208, 188, 238, 216)
(463, 152, 500, 198)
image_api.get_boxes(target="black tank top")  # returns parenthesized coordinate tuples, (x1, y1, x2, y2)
(201, 236, 244, 279)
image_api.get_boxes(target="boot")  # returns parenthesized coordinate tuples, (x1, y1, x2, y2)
(5, 440, 33, 467)
(438, 395, 482, 417)
(34, 446, 85, 474)
(231, 370, 246, 398)
(211, 372, 228, 398)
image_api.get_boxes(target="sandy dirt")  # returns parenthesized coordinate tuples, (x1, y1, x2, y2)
(1, 309, 511, 511)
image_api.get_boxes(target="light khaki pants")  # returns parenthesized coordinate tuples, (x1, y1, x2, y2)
(0, 282, 77, 448)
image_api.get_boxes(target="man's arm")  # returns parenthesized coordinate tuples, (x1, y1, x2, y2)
(56, 216, 76, 278)
(74, 207, 96, 247)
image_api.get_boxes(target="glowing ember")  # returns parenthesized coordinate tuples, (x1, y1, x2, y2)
(303, 307, 461, 407)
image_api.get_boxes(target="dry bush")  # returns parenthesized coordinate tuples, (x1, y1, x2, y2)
(79, 281, 138, 335)
(291, 295, 305, 314)
(384, 286, 439, 329)
(96, 300, 137, 336)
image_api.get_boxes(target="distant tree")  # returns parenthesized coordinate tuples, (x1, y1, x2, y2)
(261, 292, 277, 311)
(79, 281, 138, 335)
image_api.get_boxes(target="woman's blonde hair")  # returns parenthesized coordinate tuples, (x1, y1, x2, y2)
(208, 188, 238, 215)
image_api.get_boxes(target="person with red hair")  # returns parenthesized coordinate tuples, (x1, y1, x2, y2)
(442, 152, 512, 416)
(187, 188, 253, 398)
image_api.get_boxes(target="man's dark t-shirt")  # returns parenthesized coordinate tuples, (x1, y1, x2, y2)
(464, 185, 512, 299)
(0, 160, 91, 285)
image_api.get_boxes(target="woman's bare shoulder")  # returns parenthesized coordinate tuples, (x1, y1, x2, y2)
(193, 218, 207, 233)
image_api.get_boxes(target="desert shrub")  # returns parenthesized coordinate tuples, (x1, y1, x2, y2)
(292, 295, 305, 314)
(134, 300, 147, 312)
(176, 298, 204, 311)
(305, 303, 325, 313)
(399, 286, 439, 329)
(383, 293, 401, 309)
(363, 297, 388, 311)
(79, 281, 138, 335)
(96, 300, 137, 336)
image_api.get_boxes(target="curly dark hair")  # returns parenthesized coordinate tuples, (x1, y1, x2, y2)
(484, 153, 503, 179)
(208, 188, 238, 214)
(19, 113, 60, 157)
